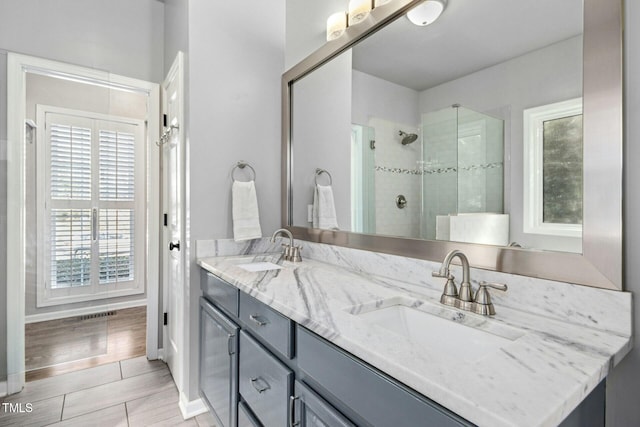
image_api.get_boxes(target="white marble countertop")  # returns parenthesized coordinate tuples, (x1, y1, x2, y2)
(197, 252, 632, 427)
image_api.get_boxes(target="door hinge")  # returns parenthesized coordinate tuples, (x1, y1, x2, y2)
(163, 114, 168, 127)
(163, 213, 168, 227)
(163, 312, 168, 326)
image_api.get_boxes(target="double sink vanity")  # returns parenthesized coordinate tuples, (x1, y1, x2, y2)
(197, 1, 630, 424)
(196, 239, 631, 427)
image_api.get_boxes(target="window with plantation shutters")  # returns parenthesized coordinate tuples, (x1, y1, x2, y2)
(37, 106, 145, 306)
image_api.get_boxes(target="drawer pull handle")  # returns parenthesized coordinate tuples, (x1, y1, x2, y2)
(227, 333, 235, 356)
(249, 377, 270, 393)
(289, 396, 300, 427)
(249, 314, 269, 327)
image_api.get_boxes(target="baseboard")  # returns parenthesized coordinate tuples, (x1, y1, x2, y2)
(178, 392, 208, 419)
(157, 348, 165, 361)
(0, 380, 7, 398)
(7, 372, 25, 395)
(25, 299, 147, 324)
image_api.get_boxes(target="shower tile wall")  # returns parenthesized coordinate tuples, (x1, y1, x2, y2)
(370, 117, 421, 238)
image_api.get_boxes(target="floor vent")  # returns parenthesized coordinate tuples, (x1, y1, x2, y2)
(77, 311, 117, 321)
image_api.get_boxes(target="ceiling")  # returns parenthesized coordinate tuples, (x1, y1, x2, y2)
(352, 0, 583, 91)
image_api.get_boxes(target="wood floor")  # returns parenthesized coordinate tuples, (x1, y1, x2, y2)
(0, 356, 218, 427)
(25, 307, 147, 382)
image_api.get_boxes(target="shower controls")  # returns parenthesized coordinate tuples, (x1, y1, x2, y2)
(396, 195, 407, 209)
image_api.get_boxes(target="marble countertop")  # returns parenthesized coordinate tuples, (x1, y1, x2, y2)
(198, 252, 632, 427)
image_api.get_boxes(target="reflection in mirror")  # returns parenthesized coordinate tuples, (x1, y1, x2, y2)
(291, 0, 583, 254)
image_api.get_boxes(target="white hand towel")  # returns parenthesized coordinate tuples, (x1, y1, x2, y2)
(232, 180, 262, 241)
(312, 184, 339, 230)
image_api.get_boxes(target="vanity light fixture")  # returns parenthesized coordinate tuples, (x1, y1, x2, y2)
(348, 0, 373, 25)
(407, 0, 447, 26)
(326, 11, 348, 41)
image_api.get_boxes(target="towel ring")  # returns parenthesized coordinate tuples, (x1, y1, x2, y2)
(232, 161, 256, 182)
(315, 168, 333, 185)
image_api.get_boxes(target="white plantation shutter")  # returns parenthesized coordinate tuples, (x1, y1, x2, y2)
(37, 107, 145, 306)
(50, 124, 92, 200)
(50, 209, 92, 289)
(99, 130, 136, 201)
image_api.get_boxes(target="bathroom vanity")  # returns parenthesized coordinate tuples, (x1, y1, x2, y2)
(197, 244, 631, 427)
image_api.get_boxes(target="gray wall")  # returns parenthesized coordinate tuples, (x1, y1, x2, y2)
(0, 0, 164, 381)
(0, 0, 165, 83)
(291, 53, 352, 228)
(185, 0, 285, 400)
(352, 69, 420, 127)
(605, 0, 640, 425)
(0, 51, 8, 381)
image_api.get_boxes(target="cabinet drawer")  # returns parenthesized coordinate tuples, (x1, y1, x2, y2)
(201, 270, 239, 317)
(239, 331, 293, 427)
(297, 327, 471, 427)
(239, 292, 294, 358)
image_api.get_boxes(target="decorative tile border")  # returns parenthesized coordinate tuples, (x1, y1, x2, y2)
(375, 162, 503, 176)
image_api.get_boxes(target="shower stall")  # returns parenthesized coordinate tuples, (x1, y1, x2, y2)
(421, 105, 505, 241)
(351, 105, 504, 243)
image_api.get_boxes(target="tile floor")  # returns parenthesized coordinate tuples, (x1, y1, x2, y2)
(0, 356, 218, 427)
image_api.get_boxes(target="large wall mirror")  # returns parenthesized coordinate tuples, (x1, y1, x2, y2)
(282, 0, 622, 290)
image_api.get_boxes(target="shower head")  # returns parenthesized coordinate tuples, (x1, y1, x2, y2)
(399, 130, 418, 145)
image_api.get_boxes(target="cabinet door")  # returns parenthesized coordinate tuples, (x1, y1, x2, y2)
(291, 381, 355, 427)
(238, 401, 262, 427)
(200, 298, 240, 427)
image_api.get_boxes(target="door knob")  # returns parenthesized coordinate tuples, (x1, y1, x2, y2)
(169, 241, 180, 251)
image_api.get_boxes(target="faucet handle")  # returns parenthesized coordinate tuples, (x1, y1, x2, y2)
(472, 281, 507, 316)
(432, 270, 453, 279)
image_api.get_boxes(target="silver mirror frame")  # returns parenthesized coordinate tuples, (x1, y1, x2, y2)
(281, 0, 623, 290)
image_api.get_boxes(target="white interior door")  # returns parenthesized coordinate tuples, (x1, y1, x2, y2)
(162, 52, 185, 393)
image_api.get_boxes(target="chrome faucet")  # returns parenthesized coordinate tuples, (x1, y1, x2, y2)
(432, 250, 507, 315)
(270, 228, 302, 262)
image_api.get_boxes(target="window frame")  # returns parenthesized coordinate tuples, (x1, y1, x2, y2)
(36, 105, 146, 306)
(523, 98, 583, 238)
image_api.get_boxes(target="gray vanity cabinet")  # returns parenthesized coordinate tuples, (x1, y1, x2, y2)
(291, 380, 355, 427)
(199, 298, 240, 427)
(297, 327, 472, 427)
(200, 269, 605, 427)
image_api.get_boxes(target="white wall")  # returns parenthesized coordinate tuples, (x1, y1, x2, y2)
(0, 0, 164, 382)
(419, 35, 583, 252)
(606, 0, 640, 424)
(185, 0, 285, 399)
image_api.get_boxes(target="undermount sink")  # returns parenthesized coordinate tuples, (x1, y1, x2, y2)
(236, 261, 282, 272)
(224, 253, 284, 272)
(347, 297, 524, 365)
